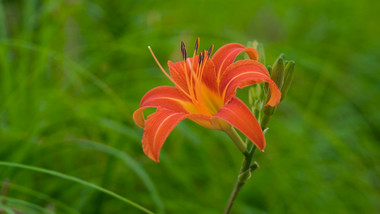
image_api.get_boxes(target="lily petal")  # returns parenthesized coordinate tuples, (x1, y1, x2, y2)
(212, 43, 258, 77)
(142, 108, 188, 162)
(220, 60, 281, 107)
(199, 58, 218, 92)
(140, 86, 191, 111)
(133, 107, 148, 128)
(133, 86, 194, 128)
(168, 60, 193, 95)
(213, 97, 265, 151)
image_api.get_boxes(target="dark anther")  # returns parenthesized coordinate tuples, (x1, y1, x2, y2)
(181, 41, 187, 60)
(194, 37, 200, 54)
(207, 44, 214, 58)
(201, 50, 206, 62)
(198, 51, 203, 65)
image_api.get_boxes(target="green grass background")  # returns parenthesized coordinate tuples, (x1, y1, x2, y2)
(0, 0, 379, 213)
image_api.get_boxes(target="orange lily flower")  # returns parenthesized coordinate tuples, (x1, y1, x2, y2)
(133, 39, 281, 162)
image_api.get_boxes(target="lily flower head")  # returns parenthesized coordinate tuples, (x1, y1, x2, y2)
(133, 38, 281, 162)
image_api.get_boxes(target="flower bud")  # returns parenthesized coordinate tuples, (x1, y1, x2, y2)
(264, 105, 275, 116)
(248, 87, 254, 108)
(248, 84, 262, 106)
(266, 65, 272, 75)
(260, 55, 294, 129)
(264, 65, 272, 92)
(271, 54, 286, 90)
(255, 41, 266, 64)
(251, 40, 258, 49)
(281, 60, 295, 101)
(261, 106, 276, 129)
(248, 84, 264, 119)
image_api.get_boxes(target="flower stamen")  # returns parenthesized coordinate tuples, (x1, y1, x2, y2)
(181, 41, 187, 60)
(207, 44, 214, 58)
(181, 42, 197, 103)
(148, 46, 192, 98)
(198, 51, 203, 66)
(194, 37, 199, 55)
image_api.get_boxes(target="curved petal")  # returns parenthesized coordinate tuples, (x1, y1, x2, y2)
(133, 107, 148, 128)
(142, 108, 188, 162)
(213, 97, 265, 151)
(140, 86, 192, 111)
(168, 60, 192, 95)
(133, 86, 195, 128)
(220, 60, 281, 107)
(212, 43, 258, 78)
(199, 58, 218, 92)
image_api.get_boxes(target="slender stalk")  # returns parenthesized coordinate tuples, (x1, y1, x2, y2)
(224, 180, 244, 214)
(224, 119, 268, 213)
(224, 144, 258, 214)
(224, 126, 248, 154)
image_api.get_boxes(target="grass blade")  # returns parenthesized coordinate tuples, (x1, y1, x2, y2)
(0, 161, 154, 214)
(0, 195, 53, 214)
(0, 203, 16, 214)
(74, 139, 165, 213)
(8, 182, 80, 214)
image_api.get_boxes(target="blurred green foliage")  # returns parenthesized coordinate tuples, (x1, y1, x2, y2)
(0, 0, 379, 213)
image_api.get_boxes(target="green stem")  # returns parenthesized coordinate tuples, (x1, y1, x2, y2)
(224, 119, 269, 213)
(224, 126, 248, 155)
(224, 145, 257, 214)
